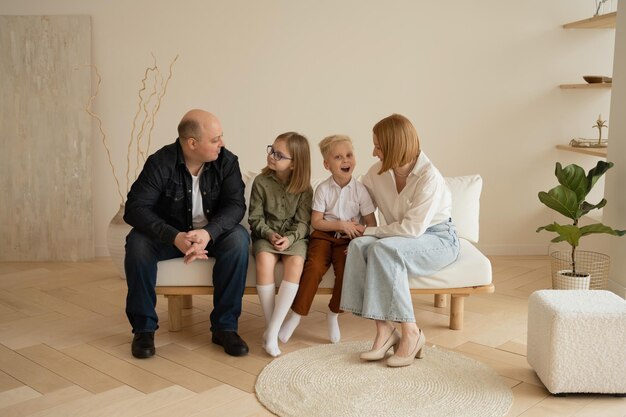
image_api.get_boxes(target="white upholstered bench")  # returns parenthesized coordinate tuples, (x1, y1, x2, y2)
(156, 173, 494, 331)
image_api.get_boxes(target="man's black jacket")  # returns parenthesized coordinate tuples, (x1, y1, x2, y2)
(124, 139, 246, 245)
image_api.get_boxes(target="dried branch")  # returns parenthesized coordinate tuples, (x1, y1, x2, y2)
(84, 65, 125, 205)
(132, 54, 179, 181)
(133, 71, 159, 183)
(145, 54, 179, 159)
(126, 56, 158, 194)
(83, 54, 178, 205)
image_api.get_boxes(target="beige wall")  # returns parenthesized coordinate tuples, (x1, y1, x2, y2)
(0, 0, 620, 257)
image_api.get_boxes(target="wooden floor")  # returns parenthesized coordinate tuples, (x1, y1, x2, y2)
(0, 256, 624, 417)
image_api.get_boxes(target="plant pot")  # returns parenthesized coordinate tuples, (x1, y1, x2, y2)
(107, 205, 131, 279)
(549, 250, 610, 290)
(553, 270, 591, 290)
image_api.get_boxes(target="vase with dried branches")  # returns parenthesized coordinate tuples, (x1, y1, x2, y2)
(86, 54, 179, 278)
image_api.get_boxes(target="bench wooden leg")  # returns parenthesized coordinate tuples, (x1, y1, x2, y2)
(434, 294, 447, 308)
(449, 294, 468, 330)
(165, 295, 183, 332)
(182, 295, 193, 309)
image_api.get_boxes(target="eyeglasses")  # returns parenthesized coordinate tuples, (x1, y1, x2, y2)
(267, 145, 293, 161)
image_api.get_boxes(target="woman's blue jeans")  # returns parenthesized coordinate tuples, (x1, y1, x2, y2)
(340, 220, 459, 322)
(124, 224, 250, 333)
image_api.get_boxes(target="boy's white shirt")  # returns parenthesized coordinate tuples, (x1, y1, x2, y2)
(362, 151, 451, 238)
(312, 176, 375, 222)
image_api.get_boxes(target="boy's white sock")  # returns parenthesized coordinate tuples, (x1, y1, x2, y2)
(256, 283, 275, 326)
(278, 311, 302, 343)
(264, 280, 299, 357)
(327, 312, 341, 343)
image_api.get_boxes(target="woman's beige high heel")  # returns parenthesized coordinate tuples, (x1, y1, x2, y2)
(360, 329, 401, 361)
(386, 329, 426, 367)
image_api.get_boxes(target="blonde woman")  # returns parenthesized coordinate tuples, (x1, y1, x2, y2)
(340, 114, 459, 367)
(248, 132, 313, 357)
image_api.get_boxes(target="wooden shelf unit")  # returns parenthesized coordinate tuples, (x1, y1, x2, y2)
(556, 144, 607, 157)
(558, 12, 614, 160)
(559, 83, 612, 89)
(563, 12, 616, 29)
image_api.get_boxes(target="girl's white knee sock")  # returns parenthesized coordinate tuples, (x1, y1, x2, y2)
(278, 311, 302, 343)
(327, 312, 340, 343)
(264, 280, 299, 357)
(256, 283, 275, 326)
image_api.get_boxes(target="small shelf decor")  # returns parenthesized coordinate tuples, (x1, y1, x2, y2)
(569, 114, 609, 149)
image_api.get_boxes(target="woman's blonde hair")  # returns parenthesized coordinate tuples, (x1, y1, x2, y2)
(373, 114, 420, 174)
(262, 132, 312, 194)
(318, 135, 353, 160)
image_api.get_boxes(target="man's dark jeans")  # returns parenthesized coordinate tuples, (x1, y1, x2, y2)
(124, 224, 250, 333)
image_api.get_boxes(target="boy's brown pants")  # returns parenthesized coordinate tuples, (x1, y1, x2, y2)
(292, 230, 350, 315)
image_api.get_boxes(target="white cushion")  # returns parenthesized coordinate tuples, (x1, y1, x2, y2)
(407, 239, 491, 289)
(156, 238, 490, 289)
(156, 248, 336, 287)
(445, 175, 482, 243)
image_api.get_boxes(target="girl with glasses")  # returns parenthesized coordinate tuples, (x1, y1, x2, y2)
(248, 132, 313, 357)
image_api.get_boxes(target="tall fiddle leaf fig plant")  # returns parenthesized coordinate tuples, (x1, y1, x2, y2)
(537, 161, 625, 276)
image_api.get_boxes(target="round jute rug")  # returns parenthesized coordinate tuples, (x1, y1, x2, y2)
(255, 341, 512, 417)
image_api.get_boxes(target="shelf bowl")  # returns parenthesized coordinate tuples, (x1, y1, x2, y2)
(583, 75, 611, 84)
(583, 75, 603, 83)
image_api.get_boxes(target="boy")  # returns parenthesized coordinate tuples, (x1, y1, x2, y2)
(278, 135, 376, 344)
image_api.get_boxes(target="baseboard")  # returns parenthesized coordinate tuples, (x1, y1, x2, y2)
(476, 244, 548, 256)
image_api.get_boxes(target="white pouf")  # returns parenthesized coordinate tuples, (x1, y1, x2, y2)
(527, 290, 626, 395)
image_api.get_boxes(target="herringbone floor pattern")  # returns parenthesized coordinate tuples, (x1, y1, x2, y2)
(0, 256, 624, 416)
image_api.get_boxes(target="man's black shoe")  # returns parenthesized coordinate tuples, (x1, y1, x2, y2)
(131, 332, 155, 358)
(212, 330, 249, 357)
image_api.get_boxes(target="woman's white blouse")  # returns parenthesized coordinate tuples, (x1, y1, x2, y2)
(362, 152, 451, 238)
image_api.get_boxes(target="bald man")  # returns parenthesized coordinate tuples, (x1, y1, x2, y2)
(124, 110, 250, 358)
